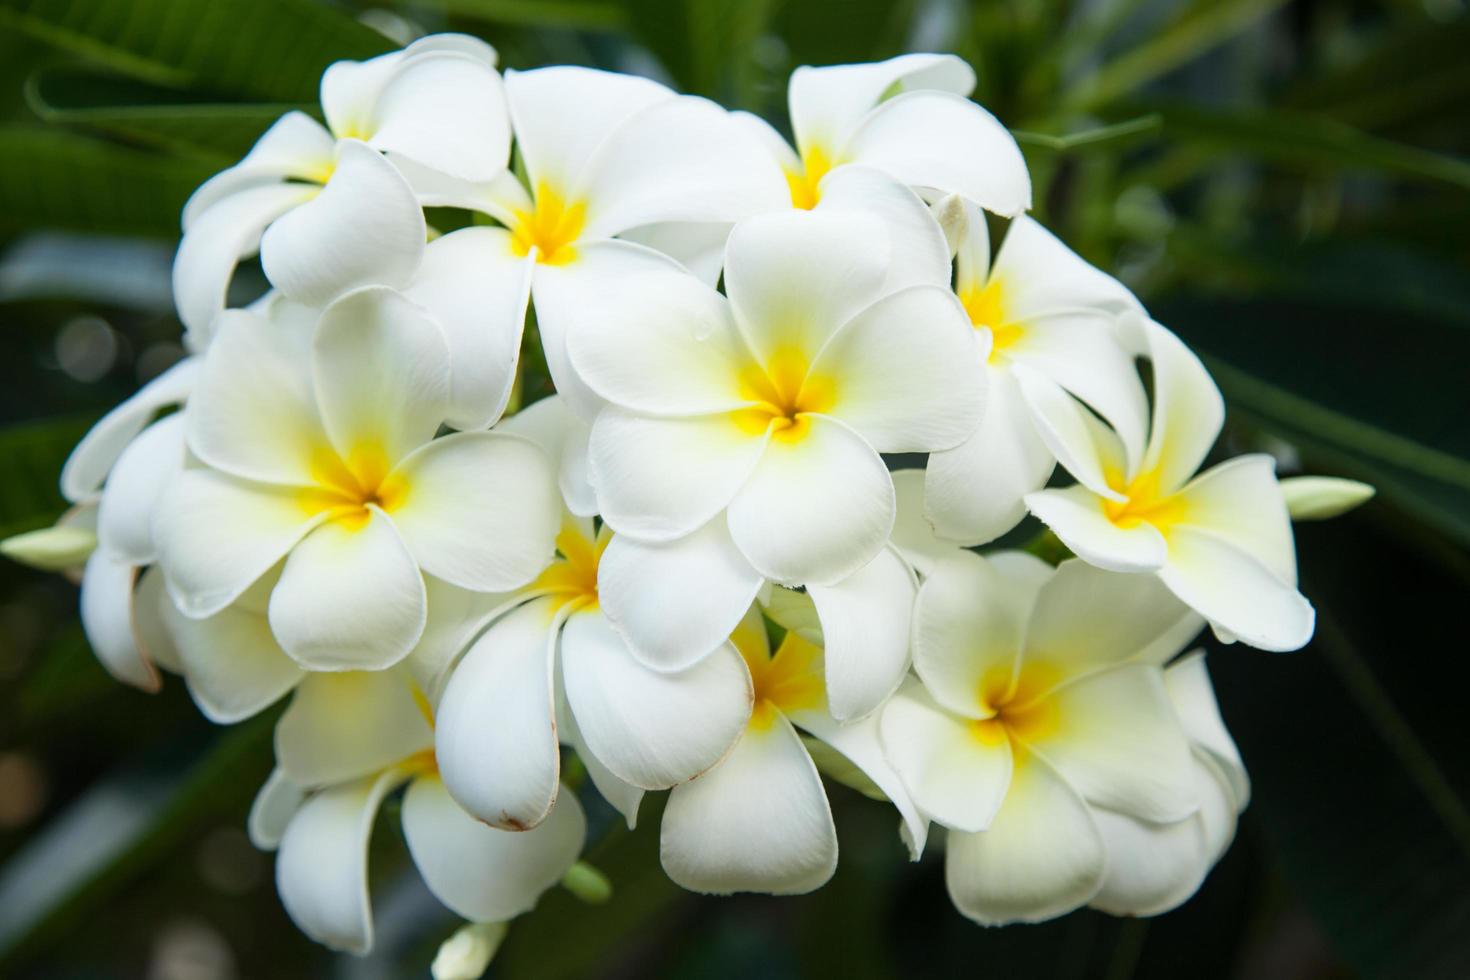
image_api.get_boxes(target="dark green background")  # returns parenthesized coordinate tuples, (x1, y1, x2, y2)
(1, 0, 1468, 977)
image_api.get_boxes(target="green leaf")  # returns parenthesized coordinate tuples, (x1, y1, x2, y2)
(619, 0, 779, 104)
(0, 126, 214, 237)
(424, 0, 626, 30)
(0, 0, 394, 101)
(0, 415, 92, 539)
(25, 66, 306, 161)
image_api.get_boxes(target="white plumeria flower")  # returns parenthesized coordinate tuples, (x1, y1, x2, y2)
(250, 666, 584, 955)
(734, 54, 1029, 217)
(430, 396, 755, 832)
(660, 604, 928, 895)
(375, 64, 789, 420)
(1023, 319, 1315, 651)
(880, 553, 1210, 924)
(153, 288, 560, 671)
(924, 199, 1150, 544)
(173, 34, 507, 343)
(568, 210, 983, 716)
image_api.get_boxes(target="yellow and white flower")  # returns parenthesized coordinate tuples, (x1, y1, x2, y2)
(1024, 319, 1315, 651)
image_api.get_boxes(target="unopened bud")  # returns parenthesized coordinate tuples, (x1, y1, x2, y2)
(561, 861, 612, 904)
(1280, 476, 1375, 521)
(0, 524, 97, 572)
(431, 921, 506, 980)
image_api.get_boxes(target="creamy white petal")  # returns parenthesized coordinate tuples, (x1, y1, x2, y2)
(1164, 652, 1248, 806)
(561, 708, 644, 829)
(435, 599, 561, 830)
(842, 91, 1030, 217)
(402, 227, 532, 429)
(132, 565, 180, 674)
(1013, 367, 1122, 500)
(276, 768, 405, 955)
(990, 215, 1141, 318)
(1025, 484, 1168, 573)
(661, 713, 837, 895)
(808, 546, 914, 721)
(61, 357, 197, 502)
(588, 409, 768, 543)
(925, 370, 1055, 545)
(387, 432, 558, 592)
(248, 768, 306, 850)
(162, 593, 303, 724)
(944, 747, 1105, 925)
(723, 209, 889, 364)
(403, 774, 584, 923)
(1174, 454, 1297, 584)
(726, 415, 893, 587)
(815, 164, 950, 290)
(275, 668, 433, 787)
(498, 395, 597, 517)
(80, 551, 156, 690)
(261, 140, 426, 308)
(789, 54, 975, 155)
(173, 182, 317, 339)
(181, 111, 334, 226)
(562, 611, 751, 789)
(402, 576, 520, 702)
(367, 52, 511, 182)
(96, 414, 185, 564)
(313, 286, 450, 471)
(879, 681, 1012, 832)
(890, 468, 964, 576)
(1139, 320, 1225, 494)
(268, 510, 428, 671)
(597, 519, 764, 672)
(617, 221, 730, 286)
(1159, 527, 1314, 652)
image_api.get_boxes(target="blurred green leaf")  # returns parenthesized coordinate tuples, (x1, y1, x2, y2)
(25, 66, 304, 161)
(418, 0, 626, 30)
(0, 0, 394, 101)
(0, 125, 213, 237)
(619, 0, 778, 104)
(0, 414, 90, 538)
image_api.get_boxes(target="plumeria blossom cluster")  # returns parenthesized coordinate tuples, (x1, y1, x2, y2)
(4, 36, 1376, 974)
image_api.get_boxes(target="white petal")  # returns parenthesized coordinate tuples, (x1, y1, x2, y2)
(313, 286, 450, 470)
(261, 140, 426, 308)
(403, 576, 521, 702)
(726, 416, 893, 586)
(133, 565, 180, 673)
(387, 431, 559, 592)
(990, 215, 1141, 318)
(1174, 454, 1298, 584)
(815, 164, 950, 290)
(588, 409, 768, 543)
(162, 593, 303, 724)
(61, 357, 197, 502)
(402, 227, 532, 429)
(96, 414, 185, 564)
(154, 469, 325, 618)
(181, 111, 334, 226)
(789, 54, 975, 155)
(276, 769, 404, 955)
(403, 774, 584, 923)
(808, 546, 914, 721)
(498, 395, 596, 517)
(723, 209, 889, 365)
(173, 182, 316, 338)
(268, 510, 428, 671)
(504, 66, 672, 194)
(597, 519, 764, 672)
(367, 51, 511, 182)
(890, 469, 964, 575)
(944, 746, 1105, 925)
(435, 599, 561, 830)
(1164, 652, 1248, 806)
(562, 611, 751, 789)
(950, 197, 989, 293)
(879, 681, 1012, 833)
(617, 221, 730, 286)
(1023, 664, 1196, 823)
(248, 768, 306, 850)
(842, 91, 1030, 217)
(1025, 484, 1168, 573)
(661, 713, 837, 895)
(1139, 320, 1224, 494)
(1013, 366, 1123, 500)
(186, 305, 326, 486)
(275, 668, 433, 787)
(925, 370, 1055, 545)
(911, 551, 1034, 718)
(561, 708, 644, 829)
(1158, 527, 1314, 652)
(812, 284, 983, 452)
(80, 551, 156, 690)
(1024, 559, 1200, 678)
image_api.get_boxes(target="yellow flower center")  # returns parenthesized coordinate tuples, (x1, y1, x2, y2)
(737, 627, 826, 730)
(732, 347, 836, 443)
(298, 442, 409, 531)
(785, 145, 834, 210)
(970, 661, 1062, 748)
(509, 182, 586, 265)
(1101, 467, 1189, 532)
(958, 276, 1024, 364)
(529, 518, 608, 615)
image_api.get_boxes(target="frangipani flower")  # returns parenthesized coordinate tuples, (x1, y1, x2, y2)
(570, 210, 983, 716)
(380, 65, 789, 418)
(924, 199, 1149, 544)
(1023, 319, 1315, 651)
(174, 34, 507, 342)
(735, 54, 1029, 217)
(251, 666, 584, 955)
(880, 553, 1212, 923)
(431, 397, 754, 832)
(154, 288, 560, 670)
(661, 605, 928, 895)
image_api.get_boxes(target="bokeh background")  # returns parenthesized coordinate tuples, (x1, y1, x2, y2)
(2, 0, 1469, 977)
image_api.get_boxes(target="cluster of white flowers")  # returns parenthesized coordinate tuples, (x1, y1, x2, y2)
(4, 35, 1373, 973)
